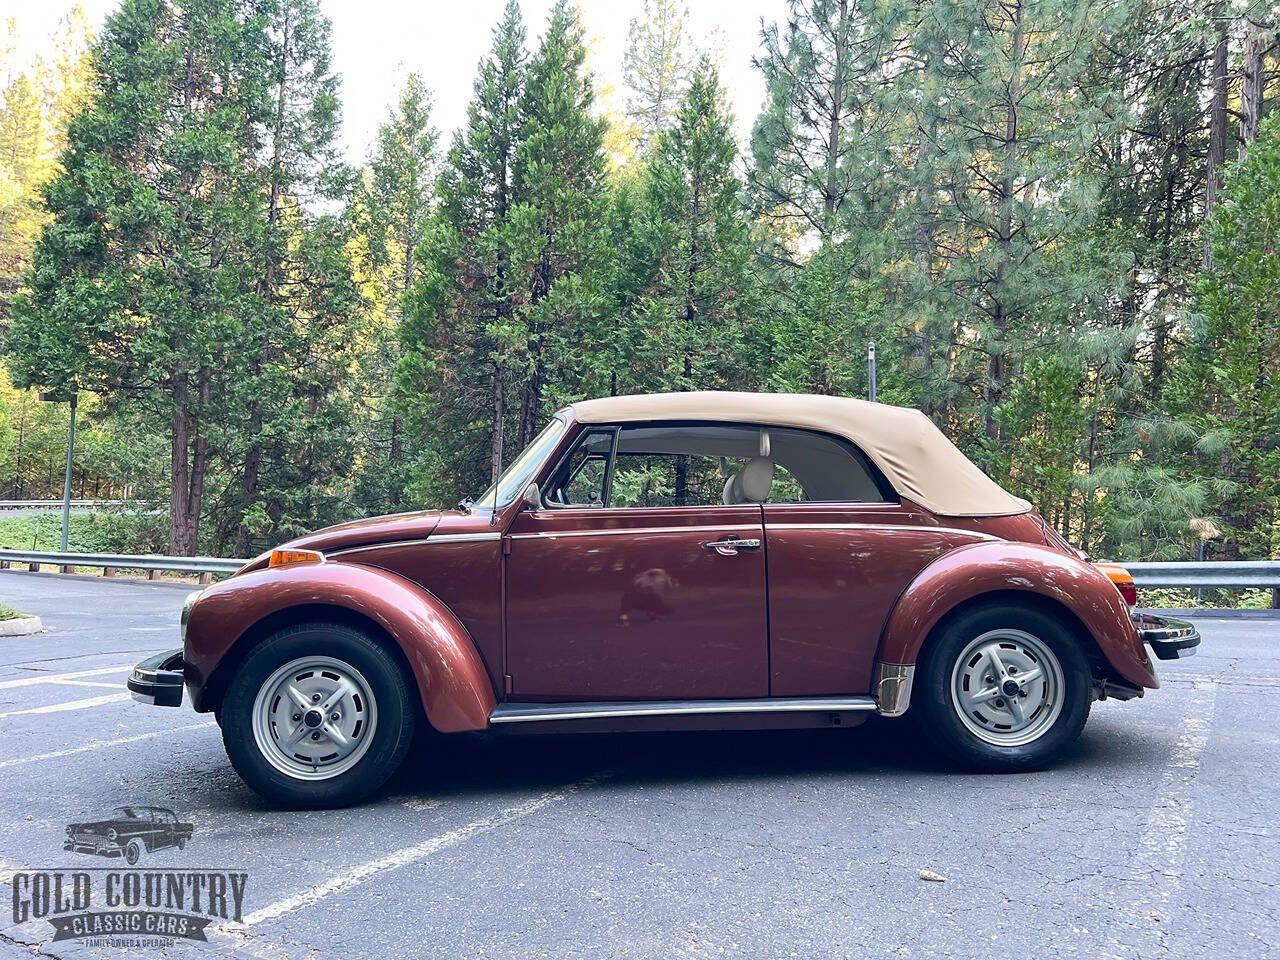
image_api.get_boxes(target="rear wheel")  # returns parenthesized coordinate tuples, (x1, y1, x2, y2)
(221, 622, 416, 808)
(916, 603, 1091, 772)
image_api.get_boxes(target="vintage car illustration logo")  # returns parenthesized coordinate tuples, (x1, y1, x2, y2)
(63, 805, 194, 865)
(8, 806, 247, 947)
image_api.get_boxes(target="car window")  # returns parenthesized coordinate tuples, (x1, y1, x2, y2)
(612, 424, 759, 508)
(765, 428, 889, 503)
(478, 416, 567, 509)
(543, 429, 613, 507)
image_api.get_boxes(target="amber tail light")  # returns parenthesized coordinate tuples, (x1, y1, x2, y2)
(1095, 562, 1137, 606)
(269, 548, 325, 568)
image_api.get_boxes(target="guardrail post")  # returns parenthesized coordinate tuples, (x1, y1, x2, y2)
(199, 572, 213, 585)
(147, 569, 161, 581)
(60, 564, 74, 575)
(1273, 587, 1279, 610)
(103, 566, 117, 578)
(28, 562, 40, 573)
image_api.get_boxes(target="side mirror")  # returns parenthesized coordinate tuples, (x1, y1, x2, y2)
(522, 483, 541, 510)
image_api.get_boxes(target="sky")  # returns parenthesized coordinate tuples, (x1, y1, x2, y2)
(4, 0, 792, 163)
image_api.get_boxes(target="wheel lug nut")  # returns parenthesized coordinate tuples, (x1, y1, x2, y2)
(311, 693, 321, 702)
(311, 732, 321, 741)
(330, 712, 340, 721)
(291, 713, 301, 722)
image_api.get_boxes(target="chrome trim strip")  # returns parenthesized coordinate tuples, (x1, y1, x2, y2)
(776, 523, 999, 541)
(328, 532, 502, 557)
(873, 662, 915, 717)
(489, 696, 877, 724)
(509, 524, 761, 540)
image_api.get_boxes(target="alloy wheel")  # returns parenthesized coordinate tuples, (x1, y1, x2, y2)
(251, 656, 379, 781)
(949, 628, 1065, 748)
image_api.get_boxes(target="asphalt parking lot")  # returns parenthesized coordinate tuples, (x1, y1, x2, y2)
(0, 572, 1274, 959)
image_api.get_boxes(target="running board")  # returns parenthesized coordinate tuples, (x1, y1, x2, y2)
(489, 696, 878, 725)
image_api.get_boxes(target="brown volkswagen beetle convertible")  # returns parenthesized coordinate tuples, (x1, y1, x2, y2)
(129, 392, 1199, 807)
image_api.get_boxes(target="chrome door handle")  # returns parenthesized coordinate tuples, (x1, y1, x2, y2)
(704, 537, 762, 556)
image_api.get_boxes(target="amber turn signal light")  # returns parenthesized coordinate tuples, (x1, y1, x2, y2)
(1095, 562, 1137, 607)
(269, 548, 324, 568)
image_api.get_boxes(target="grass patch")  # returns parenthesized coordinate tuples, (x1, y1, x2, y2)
(0, 603, 27, 620)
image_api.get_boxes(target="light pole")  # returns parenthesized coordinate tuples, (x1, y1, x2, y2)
(867, 341, 877, 402)
(39, 390, 77, 552)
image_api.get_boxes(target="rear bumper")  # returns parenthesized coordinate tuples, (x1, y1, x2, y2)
(1133, 614, 1201, 661)
(127, 648, 185, 706)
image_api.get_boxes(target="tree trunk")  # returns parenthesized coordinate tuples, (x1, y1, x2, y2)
(822, 0, 849, 239)
(1204, 12, 1229, 269)
(983, 0, 1024, 446)
(1240, 17, 1270, 160)
(236, 2, 290, 555)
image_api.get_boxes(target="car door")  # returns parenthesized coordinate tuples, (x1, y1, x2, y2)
(759, 427, 991, 696)
(504, 422, 770, 702)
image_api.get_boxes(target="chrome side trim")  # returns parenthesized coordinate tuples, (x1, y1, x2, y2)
(328, 532, 502, 557)
(509, 524, 761, 541)
(775, 523, 999, 541)
(489, 696, 877, 724)
(873, 662, 915, 717)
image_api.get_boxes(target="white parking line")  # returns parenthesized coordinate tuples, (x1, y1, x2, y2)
(47, 679, 124, 689)
(0, 665, 132, 689)
(0, 721, 214, 769)
(0, 692, 130, 719)
(1107, 679, 1218, 957)
(242, 779, 599, 927)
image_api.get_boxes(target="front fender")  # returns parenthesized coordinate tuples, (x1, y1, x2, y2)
(878, 541, 1157, 689)
(185, 562, 496, 732)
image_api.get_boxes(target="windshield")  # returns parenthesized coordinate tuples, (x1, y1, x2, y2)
(477, 416, 567, 510)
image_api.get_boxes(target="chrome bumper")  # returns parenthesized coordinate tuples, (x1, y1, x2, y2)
(127, 648, 185, 706)
(1133, 614, 1201, 661)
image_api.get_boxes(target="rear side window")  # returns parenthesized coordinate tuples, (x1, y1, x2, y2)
(766, 427, 889, 503)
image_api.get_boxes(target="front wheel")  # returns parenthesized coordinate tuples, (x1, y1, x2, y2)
(124, 838, 143, 866)
(916, 603, 1091, 772)
(221, 622, 416, 808)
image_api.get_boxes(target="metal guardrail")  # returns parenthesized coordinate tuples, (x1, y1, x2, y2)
(0, 549, 245, 580)
(0, 500, 129, 510)
(1125, 561, 1280, 589)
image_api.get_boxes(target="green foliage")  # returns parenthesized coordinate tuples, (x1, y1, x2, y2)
(2, 0, 1275, 563)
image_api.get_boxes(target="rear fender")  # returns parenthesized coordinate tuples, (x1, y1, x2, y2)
(185, 562, 496, 731)
(877, 541, 1157, 689)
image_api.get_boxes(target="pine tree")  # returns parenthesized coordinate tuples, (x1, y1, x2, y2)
(399, 0, 526, 504)
(622, 0, 692, 153)
(507, 0, 611, 447)
(355, 73, 437, 509)
(229, 0, 361, 554)
(634, 59, 752, 393)
(1172, 113, 1280, 558)
(7, 0, 268, 554)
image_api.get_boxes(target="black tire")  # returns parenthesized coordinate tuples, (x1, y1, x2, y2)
(125, 838, 143, 865)
(220, 622, 416, 808)
(916, 602, 1091, 772)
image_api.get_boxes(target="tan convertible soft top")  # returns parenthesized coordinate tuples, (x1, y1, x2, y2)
(567, 391, 1031, 518)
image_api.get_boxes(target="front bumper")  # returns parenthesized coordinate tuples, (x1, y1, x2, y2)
(1133, 614, 1201, 661)
(127, 648, 185, 706)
